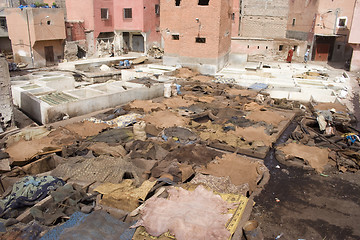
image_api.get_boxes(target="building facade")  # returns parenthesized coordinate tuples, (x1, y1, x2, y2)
(349, 0, 360, 71)
(65, 0, 161, 57)
(160, 0, 232, 74)
(6, 8, 66, 67)
(230, 0, 307, 62)
(287, 0, 356, 62)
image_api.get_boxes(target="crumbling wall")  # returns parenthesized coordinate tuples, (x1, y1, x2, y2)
(0, 58, 14, 131)
(64, 40, 87, 61)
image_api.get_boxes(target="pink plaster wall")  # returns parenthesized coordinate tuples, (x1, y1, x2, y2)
(143, 0, 161, 44)
(231, 0, 240, 37)
(349, 0, 360, 44)
(93, 0, 114, 38)
(350, 45, 360, 71)
(6, 8, 65, 66)
(66, 0, 95, 31)
(288, 0, 356, 36)
(114, 0, 144, 31)
(160, 0, 232, 59)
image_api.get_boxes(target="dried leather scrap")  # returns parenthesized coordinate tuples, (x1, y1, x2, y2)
(129, 100, 166, 113)
(58, 210, 136, 240)
(199, 153, 266, 192)
(277, 142, 329, 173)
(94, 180, 156, 212)
(134, 185, 234, 240)
(0, 176, 65, 215)
(143, 111, 189, 129)
(51, 155, 144, 185)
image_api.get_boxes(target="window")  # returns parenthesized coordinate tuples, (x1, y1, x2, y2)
(292, 18, 296, 26)
(101, 8, 109, 20)
(337, 17, 347, 28)
(198, 0, 209, 5)
(247, 45, 249, 48)
(155, 4, 160, 15)
(124, 8, 132, 19)
(175, 0, 181, 6)
(47, 20, 51, 25)
(294, 45, 298, 51)
(266, 46, 268, 49)
(0, 17, 6, 30)
(231, 13, 235, 20)
(257, 46, 259, 49)
(172, 34, 179, 40)
(279, 45, 283, 51)
(195, 37, 206, 43)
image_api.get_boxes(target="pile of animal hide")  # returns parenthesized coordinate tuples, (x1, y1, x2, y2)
(133, 185, 235, 240)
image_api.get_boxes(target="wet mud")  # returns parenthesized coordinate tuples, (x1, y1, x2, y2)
(251, 120, 360, 240)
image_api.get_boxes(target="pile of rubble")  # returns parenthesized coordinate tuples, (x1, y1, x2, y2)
(147, 46, 164, 59)
(0, 67, 358, 239)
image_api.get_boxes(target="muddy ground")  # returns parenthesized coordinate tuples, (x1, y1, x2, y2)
(250, 121, 360, 240)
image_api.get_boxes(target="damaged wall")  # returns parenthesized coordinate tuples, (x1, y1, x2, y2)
(0, 57, 14, 131)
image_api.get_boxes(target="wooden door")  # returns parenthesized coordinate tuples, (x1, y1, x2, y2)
(44, 46, 54, 66)
(315, 43, 330, 61)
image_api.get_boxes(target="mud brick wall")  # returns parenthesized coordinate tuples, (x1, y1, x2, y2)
(0, 58, 14, 131)
(240, 0, 289, 38)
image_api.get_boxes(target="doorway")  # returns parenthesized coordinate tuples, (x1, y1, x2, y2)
(44, 46, 54, 66)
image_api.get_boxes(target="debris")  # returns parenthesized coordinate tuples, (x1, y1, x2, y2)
(0, 176, 65, 217)
(147, 46, 164, 59)
(243, 220, 264, 240)
(143, 111, 189, 128)
(86, 113, 143, 128)
(277, 142, 329, 173)
(199, 153, 268, 192)
(133, 121, 147, 141)
(100, 64, 111, 71)
(275, 198, 280, 203)
(94, 180, 156, 212)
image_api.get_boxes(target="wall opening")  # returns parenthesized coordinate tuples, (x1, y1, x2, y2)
(101, 8, 109, 19)
(337, 45, 341, 50)
(124, 8, 132, 19)
(172, 34, 179, 40)
(292, 18, 296, 26)
(195, 37, 206, 43)
(175, 0, 181, 6)
(47, 20, 51, 25)
(266, 46, 268, 49)
(279, 45, 283, 51)
(257, 46, 259, 49)
(198, 0, 209, 5)
(247, 45, 249, 48)
(294, 45, 298, 51)
(155, 4, 160, 15)
(231, 13, 235, 20)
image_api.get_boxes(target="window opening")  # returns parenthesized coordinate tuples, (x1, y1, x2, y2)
(279, 45, 283, 51)
(195, 37, 206, 43)
(155, 4, 160, 15)
(175, 0, 181, 6)
(172, 34, 179, 40)
(294, 45, 298, 51)
(292, 18, 296, 26)
(124, 8, 132, 19)
(101, 8, 109, 19)
(198, 0, 209, 5)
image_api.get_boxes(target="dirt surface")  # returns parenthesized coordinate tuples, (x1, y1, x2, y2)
(249, 122, 360, 240)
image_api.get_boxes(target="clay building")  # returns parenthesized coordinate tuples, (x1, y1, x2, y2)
(65, 0, 161, 57)
(6, 7, 66, 67)
(160, 0, 232, 74)
(349, 0, 360, 71)
(230, 0, 306, 62)
(287, 0, 356, 62)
